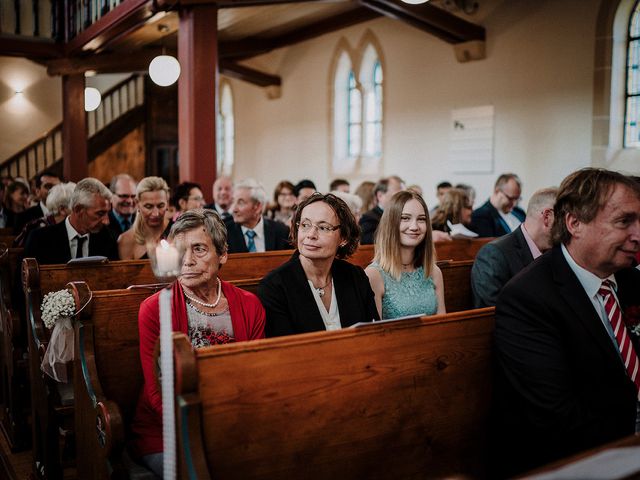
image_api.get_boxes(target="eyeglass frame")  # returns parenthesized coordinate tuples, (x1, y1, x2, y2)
(296, 220, 341, 235)
(499, 189, 522, 203)
(115, 193, 137, 200)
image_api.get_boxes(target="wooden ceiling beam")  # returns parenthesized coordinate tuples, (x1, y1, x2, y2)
(219, 60, 281, 87)
(157, 0, 321, 7)
(0, 37, 64, 60)
(359, 0, 484, 44)
(46, 48, 168, 75)
(220, 7, 380, 59)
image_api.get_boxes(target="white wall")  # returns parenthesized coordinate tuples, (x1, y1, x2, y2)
(230, 0, 601, 210)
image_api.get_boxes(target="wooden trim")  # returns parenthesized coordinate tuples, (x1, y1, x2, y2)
(88, 104, 146, 159)
(64, 0, 155, 55)
(47, 48, 165, 75)
(0, 36, 64, 59)
(62, 74, 88, 181)
(219, 60, 281, 87)
(360, 0, 485, 44)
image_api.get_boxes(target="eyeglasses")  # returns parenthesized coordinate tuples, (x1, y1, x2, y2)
(116, 194, 136, 200)
(499, 189, 521, 203)
(188, 196, 205, 202)
(297, 221, 341, 234)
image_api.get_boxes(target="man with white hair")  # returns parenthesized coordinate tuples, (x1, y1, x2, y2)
(24, 177, 119, 263)
(227, 178, 290, 253)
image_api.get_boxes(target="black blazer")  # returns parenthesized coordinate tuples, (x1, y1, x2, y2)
(258, 254, 379, 337)
(470, 225, 534, 307)
(226, 217, 290, 253)
(359, 206, 383, 245)
(14, 203, 45, 233)
(24, 220, 119, 265)
(492, 246, 639, 477)
(107, 210, 135, 241)
(470, 200, 525, 238)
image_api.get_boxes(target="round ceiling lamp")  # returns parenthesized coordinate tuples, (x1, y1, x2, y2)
(401, 0, 429, 4)
(84, 87, 101, 112)
(149, 55, 181, 87)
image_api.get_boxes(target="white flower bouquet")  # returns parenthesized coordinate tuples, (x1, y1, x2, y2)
(40, 289, 76, 382)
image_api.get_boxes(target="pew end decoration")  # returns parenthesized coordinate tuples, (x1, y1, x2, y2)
(40, 282, 91, 382)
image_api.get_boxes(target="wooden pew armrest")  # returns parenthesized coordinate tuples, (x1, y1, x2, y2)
(96, 400, 126, 458)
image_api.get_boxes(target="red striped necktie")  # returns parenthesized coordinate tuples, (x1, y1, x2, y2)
(598, 280, 640, 399)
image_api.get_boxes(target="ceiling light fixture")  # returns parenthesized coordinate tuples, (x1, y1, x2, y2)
(149, 24, 181, 87)
(84, 87, 101, 112)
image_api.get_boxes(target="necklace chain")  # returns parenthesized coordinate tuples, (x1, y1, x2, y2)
(313, 276, 331, 298)
(184, 278, 222, 308)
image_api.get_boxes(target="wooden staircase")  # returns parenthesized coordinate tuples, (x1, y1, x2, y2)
(0, 74, 145, 180)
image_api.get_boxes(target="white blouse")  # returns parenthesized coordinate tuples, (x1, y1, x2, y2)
(307, 280, 341, 331)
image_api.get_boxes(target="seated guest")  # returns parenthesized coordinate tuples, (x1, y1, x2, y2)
(14, 182, 76, 248)
(429, 180, 452, 216)
(205, 176, 233, 221)
(471, 173, 525, 237)
(171, 182, 206, 220)
(492, 168, 640, 478)
(118, 177, 171, 260)
(331, 190, 363, 222)
(266, 180, 296, 226)
(294, 179, 317, 204)
(130, 209, 265, 477)
(430, 188, 474, 233)
(471, 187, 557, 307)
(14, 170, 61, 232)
(355, 180, 376, 212)
(24, 177, 118, 263)
(365, 191, 445, 319)
(108, 173, 137, 240)
(329, 178, 350, 193)
(227, 179, 290, 253)
(359, 176, 405, 245)
(455, 182, 476, 207)
(259, 193, 379, 336)
(3, 181, 29, 229)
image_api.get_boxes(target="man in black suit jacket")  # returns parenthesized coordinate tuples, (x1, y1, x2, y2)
(14, 170, 61, 233)
(492, 169, 640, 478)
(24, 177, 118, 264)
(226, 179, 290, 253)
(471, 187, 557, 307)
(471, 173, 526, 237)
(107, 174, 137, 240)
(359, 176, 404, 244)
(204, 176, 233, 221)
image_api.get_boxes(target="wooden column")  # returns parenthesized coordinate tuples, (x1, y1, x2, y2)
(62, 74, 88, 181)
(178, 4, 218, 202)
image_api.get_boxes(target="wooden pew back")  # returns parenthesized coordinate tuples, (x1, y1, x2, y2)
(175, 308, 495, 480)
(435, 237, 493, 261)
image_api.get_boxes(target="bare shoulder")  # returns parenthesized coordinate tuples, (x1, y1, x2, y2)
(365, 265, 384, 292)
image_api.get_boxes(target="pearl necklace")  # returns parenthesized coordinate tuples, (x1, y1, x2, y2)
(183, 278, 222, 308)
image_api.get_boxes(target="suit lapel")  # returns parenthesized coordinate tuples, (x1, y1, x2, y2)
(231, 223, 249, 253)
(551, 248, 624, 366)
(512, 227, 534, 268)
(289, 257, 326, 332)
(55, 220, 72, 262)
(263, 219, 274, 251)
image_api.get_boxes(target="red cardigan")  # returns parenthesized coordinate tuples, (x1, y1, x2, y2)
(130, 280, 265, 457)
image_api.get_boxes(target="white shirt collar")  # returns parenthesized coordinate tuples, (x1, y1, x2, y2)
(65, 216, 84, 242)
(241, 216, 264, 239)
(561, 243, 617, 299)
(40, 201, 50, 216)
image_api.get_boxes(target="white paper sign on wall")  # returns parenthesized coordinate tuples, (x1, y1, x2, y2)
(449, 105, 494, 173)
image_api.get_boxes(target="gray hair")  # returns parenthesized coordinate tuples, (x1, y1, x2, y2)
(109, 173, 136, 193)
(70, 177, 113, 210)
(235, 178, 268, 206)
(331, 190, 362, 217)
(526, 187, 558, 216)
(46, 182, 76, 214)
(169, 209, 228, 256)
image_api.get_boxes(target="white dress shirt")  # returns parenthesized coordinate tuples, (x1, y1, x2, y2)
(65, 217, 89, 259)
(308, 281, 341, 331)
(241, 217, 266, 252)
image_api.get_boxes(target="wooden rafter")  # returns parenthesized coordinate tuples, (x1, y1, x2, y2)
(219, 7, 380, 59)
(0, 37, 64, 60)
(219, 60, 281, 87)
(46, 48, 166, 75)
(359, 0, 484, 44)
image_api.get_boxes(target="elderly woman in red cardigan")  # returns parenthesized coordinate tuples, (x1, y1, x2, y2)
(130, 209, 265, 476)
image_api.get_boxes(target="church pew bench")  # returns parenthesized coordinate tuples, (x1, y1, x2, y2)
(434, 237, 493, 261)
(174, 307, 495, 480)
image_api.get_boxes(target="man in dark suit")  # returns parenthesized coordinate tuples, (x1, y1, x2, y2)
(205, 176, 233, 221)
(492, 169, 640, 478)
(359, 176, 404, 245)
(471, 187, 557, 307)
(14, 170, 61, 233)
(107, 173, 137, 240)
(226, 179, 290, 253)
(24, 177, 119, 264)
(471, 173, 526, 237)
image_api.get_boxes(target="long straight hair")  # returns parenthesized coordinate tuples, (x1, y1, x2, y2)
(373, 190, 435, 280)
(133, 176, 170, 245)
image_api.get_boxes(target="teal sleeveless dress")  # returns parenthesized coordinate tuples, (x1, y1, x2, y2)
(370, 262, 438, 319)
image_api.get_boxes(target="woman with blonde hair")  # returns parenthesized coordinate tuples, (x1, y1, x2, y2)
(430, 188, 474, 233)
(118, 176, 171, 260)
(365, 191, 445, 319)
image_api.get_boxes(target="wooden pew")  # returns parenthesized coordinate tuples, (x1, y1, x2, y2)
(435, 237, 493, 261)
(174, 307, 495, 480)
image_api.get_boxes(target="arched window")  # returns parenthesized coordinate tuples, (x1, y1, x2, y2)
(625, 1, 640, 146)
(217, 82, 234, 176)
(331, 37, 384, 176)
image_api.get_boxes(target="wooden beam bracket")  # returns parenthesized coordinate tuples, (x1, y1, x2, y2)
(219, 60, 281, 88)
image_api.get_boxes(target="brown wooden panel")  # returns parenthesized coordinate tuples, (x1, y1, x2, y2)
(176, 308, 495, 480)
(434, 237, 494, 261)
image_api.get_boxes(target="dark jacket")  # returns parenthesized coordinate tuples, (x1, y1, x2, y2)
(107, 210, 135, 241)
(471, 225, 534, 307)
(470, 200, 525, 238)
(258, 254, 379, 337)
(14, 203, 45, 233)
(226, 217, 290, 253)
(359, 206, 383, 245)
(492, 246, 640, 477)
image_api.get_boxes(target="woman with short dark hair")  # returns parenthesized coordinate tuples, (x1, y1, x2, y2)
(259, 193, 378, 337)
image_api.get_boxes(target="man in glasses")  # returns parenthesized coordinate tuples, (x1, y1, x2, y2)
(471, 173, 526, 237)
(14, 170, 61, 232)
(108, 173, 137, 240)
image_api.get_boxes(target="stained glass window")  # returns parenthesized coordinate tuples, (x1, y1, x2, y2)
(347, 71, 362, 158)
